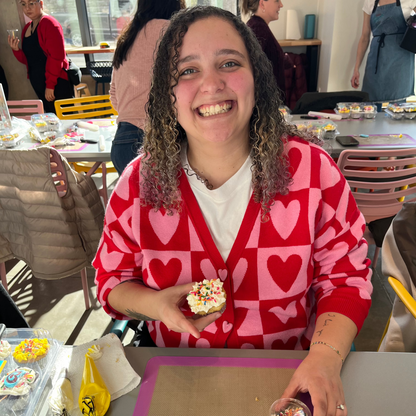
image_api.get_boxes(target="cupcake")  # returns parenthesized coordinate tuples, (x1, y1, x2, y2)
(187, 279, 226, 315)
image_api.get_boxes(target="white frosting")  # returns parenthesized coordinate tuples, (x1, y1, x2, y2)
(187, 279, 226, 314)
(0, 367, 37, 396)
(86, 345, 103, 361)
(0, 340, 11, 359)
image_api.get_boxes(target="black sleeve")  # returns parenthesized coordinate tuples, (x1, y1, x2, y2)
(0, 65, 9, 100)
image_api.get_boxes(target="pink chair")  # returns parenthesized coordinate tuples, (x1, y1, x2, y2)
(337, 148, 416, 267)
(7, 100, 44, 120)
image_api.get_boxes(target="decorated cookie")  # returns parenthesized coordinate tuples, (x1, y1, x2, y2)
(187, 278, 226, 315)
(0, 367, 38, 396)
(13, 338, 50, 364)
(0, 340, 11, 359)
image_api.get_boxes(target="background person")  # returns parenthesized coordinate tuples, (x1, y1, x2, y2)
(351, 0, 416, 110)
(241, 0, 286, 103)
(94, 7, 372, 415)
(110, 0, 185, 175)
(8, 0, 74, 114)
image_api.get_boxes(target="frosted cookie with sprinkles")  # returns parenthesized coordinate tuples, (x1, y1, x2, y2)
(13, 338, 50, 364)
(187, 278, 226, 315)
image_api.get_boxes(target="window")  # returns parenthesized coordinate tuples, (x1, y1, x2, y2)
(43, 0, 238, 66)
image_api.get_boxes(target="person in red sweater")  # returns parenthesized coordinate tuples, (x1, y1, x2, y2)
(242, 0, 286, 104)
(94, 6, 372, 415)
(7, 0, 73, 113)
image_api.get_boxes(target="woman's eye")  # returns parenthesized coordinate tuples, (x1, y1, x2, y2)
(222, 61, 239, 68)
(180, 68, 196, 76)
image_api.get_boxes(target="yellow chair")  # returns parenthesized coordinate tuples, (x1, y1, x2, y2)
(54, 95, 118, 206)
(388, 277, 416, 319)
(54, 95, 117, 120)
(378, 277, 416, 350)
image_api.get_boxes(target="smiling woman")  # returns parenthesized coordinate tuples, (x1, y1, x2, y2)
(93, 7, 373, 416)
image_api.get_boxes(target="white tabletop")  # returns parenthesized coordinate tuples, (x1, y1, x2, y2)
(292, 113, 416, 157)
(14, 120, 114, 163)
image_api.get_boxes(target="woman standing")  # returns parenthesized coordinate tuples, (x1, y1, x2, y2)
(351, 0, 416, 109)
(8, 0, 73, 113)
(110, 0, 185, 175)
(241, 0, 286, 102)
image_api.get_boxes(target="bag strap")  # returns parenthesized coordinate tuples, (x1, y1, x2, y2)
(372, 0, 401, 14)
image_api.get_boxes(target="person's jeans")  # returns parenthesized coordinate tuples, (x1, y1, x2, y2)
(111, 122, 144, 175)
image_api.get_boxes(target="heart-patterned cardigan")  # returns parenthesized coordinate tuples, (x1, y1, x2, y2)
(93, 137, 373, 349)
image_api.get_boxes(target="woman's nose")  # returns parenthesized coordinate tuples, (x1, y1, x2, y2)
(200, 70, 225, 94)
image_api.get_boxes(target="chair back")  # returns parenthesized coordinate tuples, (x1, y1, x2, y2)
(292, 91, 370, 114)
(337, 148, 416, 223)
(54, 95, 118, 120)
(7, 100, 44, 119)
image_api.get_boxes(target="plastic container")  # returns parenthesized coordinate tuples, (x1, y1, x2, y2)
(361, 103, 377, 119)
(335, 102, 351, 119)
(0, 327, 62, 416)
(315, 120, 338, 139)
(385, 108, 404, 120)
(0, 128, 25, 148)
(279, 105, 293, 122)
(270, 398, 312, 416)
(31, 113, 62, 132)
(400, 103, 416, 119)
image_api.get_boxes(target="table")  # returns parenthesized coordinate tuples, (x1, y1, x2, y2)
(104, 347, 415, 416)
(16, 120, 113, 163)
(292, 113, 416, 158)
(66, 46, 115, 55)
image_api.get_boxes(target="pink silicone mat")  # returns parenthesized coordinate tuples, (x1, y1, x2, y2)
(133, 356, 313, 416)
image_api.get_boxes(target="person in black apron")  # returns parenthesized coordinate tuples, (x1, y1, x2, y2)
(8, 0, 73, 114)
(351, 0, 416, 110)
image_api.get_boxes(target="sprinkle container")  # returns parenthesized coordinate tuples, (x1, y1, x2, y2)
(270, 398, 312, 416)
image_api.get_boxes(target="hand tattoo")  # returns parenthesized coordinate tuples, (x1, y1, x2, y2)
(328, 313, 336, 317)
(323, 319, 333, 326)
(125, 309, 156, 322)
(316, 330, 323, 337)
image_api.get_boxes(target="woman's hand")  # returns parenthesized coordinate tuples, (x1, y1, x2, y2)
(8, 35, 20, 51)
(281, 349, 346, 416)
(351, 69, 360, 89)
(154, 282, 222, 339)
(45, 88, 55, 102)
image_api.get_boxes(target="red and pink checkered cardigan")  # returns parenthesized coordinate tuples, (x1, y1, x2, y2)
(93, 137, 372, 349)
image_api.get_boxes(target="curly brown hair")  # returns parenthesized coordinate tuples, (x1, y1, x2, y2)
(141, 6, 312, 219)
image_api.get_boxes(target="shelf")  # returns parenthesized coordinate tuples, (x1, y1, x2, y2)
(278, 39, 321, 47)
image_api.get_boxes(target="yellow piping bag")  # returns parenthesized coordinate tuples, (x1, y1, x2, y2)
(78, 345, 110, 416)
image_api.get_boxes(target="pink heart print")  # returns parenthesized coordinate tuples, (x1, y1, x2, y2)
(222, 321, 233, 333)
(218, 269, 228, 281)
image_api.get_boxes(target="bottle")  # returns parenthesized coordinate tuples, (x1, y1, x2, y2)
(304, 15, 316, 39)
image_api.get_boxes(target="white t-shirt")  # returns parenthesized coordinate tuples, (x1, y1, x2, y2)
(363, 0, 416, 19)
(181, 148, 253, 262)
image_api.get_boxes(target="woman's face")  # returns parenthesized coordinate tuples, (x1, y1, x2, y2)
(262, 0, 284, 24)
(20, 0, 43, 21)
(173, 17, 255, 149)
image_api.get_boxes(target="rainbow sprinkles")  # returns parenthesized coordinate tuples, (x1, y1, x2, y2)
(187, 278, 226, 315)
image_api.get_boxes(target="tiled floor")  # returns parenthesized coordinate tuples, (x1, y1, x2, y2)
(3, 243, 393, 350)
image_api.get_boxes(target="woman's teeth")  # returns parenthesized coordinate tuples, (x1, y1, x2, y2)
(198, 102, 232, 117)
